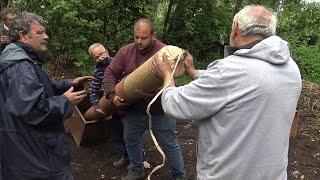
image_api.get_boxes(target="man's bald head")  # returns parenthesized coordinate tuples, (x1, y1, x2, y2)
(134, 18, 155, 34)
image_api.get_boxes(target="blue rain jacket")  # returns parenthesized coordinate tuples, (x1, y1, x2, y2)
(0, 43, 74, 180)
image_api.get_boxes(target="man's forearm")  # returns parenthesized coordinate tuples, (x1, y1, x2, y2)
(163, 75, 175, 88)
(103, 81, 116, 100)
(186, 68, 197, 80)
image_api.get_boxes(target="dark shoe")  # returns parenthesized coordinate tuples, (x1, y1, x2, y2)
(121, 169, 145, 180)
(113, 156, 129, 168)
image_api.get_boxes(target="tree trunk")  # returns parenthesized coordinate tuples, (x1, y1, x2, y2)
(190, 0, 200, 18)
(162, 0, 174, 37)
(1, 0, 8, 11)
(7, 0, 13, 8)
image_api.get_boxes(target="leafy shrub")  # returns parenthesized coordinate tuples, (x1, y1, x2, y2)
(14, 0, 154, 75)
(291, 44, 320, 83)
(278, 2, 320, 83)
(11, 0, 320, 83)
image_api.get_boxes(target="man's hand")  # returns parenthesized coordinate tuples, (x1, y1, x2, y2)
(72, 76, 92, 87)
(112, 95, 130, 109)
(184, 52, 197, 79)
(95, 108, 106, 116)
(63, 86, 87, 105)
(152, 53, 174, 86)
(1, 35, 10, 44)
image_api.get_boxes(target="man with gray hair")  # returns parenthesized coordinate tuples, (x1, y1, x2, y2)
(153, 4, 302, 179)
(87, 43, 129, 168)
(0, 12, 90, 179)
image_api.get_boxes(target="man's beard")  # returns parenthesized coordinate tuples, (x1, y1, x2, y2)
(137, 42, 153, 54)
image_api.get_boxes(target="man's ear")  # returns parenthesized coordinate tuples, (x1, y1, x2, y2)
(230, 21, 240, 46)
(19, 31, 28, 43)
(231, 22, 239, 39)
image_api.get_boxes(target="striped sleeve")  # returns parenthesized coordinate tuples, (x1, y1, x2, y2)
(89, 67, 104, 109)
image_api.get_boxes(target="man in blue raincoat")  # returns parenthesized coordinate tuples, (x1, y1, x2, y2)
(0, 12, 90, 180)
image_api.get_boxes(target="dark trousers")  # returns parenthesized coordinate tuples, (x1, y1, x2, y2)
(110, 114, 127, 156)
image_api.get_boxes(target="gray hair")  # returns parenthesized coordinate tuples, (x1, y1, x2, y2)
(233, 5, 277, 37)
(9, 12, 45, 42)
(88, 43, 105, 58)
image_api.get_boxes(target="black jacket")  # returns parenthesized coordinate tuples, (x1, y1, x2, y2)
(0, 43, 74, 180)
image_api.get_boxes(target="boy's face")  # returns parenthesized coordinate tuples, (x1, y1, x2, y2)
(91, 46, 109, 63)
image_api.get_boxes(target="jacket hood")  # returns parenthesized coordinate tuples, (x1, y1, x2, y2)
(0, 43, 35, 73)
(233, 36, 291, 65)
(0, 43, 31, 62)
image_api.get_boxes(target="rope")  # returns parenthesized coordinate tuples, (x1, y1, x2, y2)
(146, 53, 183, 180)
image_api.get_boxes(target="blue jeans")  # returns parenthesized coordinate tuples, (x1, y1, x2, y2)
(122, 111, 184, 176)
(110, 114, 127, 156)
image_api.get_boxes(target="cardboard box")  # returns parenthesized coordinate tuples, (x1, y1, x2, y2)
(66, 93, 112, 147)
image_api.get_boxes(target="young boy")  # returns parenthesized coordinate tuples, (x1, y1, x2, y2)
(88, 43, 129, 167)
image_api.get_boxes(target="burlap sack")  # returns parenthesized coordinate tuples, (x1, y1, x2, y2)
(115, 45, 186, 102)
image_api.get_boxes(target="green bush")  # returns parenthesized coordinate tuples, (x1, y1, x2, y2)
(14, 0, 155, 76)
(291, 44, 320, 83)
(163, 0, 233, 61)
(278, 2, 320, 83)
(11, 0, 320, 82)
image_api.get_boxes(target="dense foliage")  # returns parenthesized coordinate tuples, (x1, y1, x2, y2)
(278, 1, 320, 82)
(13, 0, 155, 74)
(4, 0, 320, 82)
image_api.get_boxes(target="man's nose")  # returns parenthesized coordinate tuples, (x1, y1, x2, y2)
(43, 33, 49, 40)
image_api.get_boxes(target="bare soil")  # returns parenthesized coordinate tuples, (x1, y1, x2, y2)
(287, 81, 320, 180)
(60, 65, 319, 180)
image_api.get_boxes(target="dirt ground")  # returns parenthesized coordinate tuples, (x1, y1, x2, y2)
(65, 80, 320, 180)
(287, 81, 320, 180)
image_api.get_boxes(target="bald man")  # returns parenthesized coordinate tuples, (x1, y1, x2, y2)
(103, 18, 185, 180)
